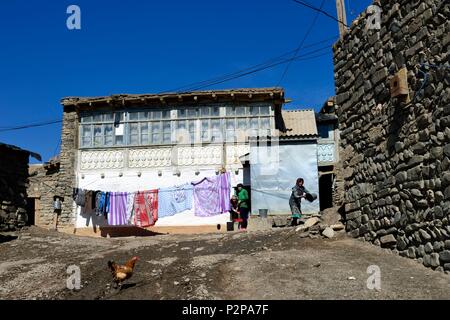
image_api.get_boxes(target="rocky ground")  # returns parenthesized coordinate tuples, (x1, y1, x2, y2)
(0, 224, 449, 300)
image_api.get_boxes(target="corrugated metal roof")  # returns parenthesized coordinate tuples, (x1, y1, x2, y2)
(281, 109, 318, 137)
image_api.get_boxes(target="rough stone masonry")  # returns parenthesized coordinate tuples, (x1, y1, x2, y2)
(333, 0, 450, 271)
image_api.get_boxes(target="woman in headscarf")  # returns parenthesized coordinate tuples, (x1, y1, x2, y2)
(289, 178, 309, 226)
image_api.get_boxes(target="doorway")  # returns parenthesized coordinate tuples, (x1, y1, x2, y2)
(319, 173, 333, 211)
(26, 198, 36, 226)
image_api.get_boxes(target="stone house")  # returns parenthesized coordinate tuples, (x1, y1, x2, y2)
(56, 88, 303, 235)
(0, 142, 41, 231)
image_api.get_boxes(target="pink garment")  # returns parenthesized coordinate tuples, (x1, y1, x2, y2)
(133, 190, 158, 227)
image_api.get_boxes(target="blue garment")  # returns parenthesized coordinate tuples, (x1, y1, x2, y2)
(96, 192, 110, 216)
(158, 184, 193, 218)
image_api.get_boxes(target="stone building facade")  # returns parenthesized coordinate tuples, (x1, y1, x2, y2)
(0, 143, 41, 231)
(56, 88, 288, 232)
(334, 0, 450, 270)
(28, 159, 61, 228)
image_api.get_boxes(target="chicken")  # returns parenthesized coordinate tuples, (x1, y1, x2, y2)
(107, 256, 139, 289)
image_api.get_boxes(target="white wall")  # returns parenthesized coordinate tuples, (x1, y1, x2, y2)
(250, 141, 320, 215)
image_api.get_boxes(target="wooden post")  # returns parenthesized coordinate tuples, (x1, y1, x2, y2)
(336, 0, 348, 39)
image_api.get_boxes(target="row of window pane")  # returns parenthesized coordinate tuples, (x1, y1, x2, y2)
(81, 117, 272, 147)
(80, 105, 271, 123)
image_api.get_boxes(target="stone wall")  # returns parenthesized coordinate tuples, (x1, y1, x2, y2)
(333, 0, 450, 271)
(57, 107, 78, 226)
(0, 147, 30, 231)
(28, 162, 60, 227)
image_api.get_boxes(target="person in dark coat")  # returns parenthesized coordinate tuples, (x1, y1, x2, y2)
(289, 178, 309, 226)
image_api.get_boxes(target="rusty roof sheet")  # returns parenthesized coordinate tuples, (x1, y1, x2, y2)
(280, 109, 318, 138)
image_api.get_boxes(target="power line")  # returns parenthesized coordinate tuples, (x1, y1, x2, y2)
(0, 119, 62, 133)
(164, 39, 336, 93)
(291, 0, 349, 28)
(277, 0, 326, 86)
(183, 46, 332, 92)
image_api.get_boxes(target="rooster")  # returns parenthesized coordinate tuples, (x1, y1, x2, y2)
(107, 256, 139, 289)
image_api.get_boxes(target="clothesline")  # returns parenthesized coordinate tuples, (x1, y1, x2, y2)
(74, 172, 232, 228)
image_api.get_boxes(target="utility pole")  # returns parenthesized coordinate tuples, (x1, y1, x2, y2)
(336, 0, 348, 39)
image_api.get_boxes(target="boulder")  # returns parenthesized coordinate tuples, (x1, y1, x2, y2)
(380, 234, 397, 247)
(322, 227, 335, 239)
(320, 207, 342, 225)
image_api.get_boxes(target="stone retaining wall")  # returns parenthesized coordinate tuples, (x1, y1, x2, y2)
(333, 0, 450, 270)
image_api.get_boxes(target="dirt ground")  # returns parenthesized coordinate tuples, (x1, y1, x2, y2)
(0, 226, 449, 300)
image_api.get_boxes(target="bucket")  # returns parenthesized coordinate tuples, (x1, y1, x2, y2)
(226, 221, 234, 231)
(305, 193, 318, 202)
(259, 209, 268, 218)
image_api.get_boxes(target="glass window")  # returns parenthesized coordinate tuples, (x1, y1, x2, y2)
(129, 112, 139, 121)
(201, 107, 210, 117)
(237, 118, 247, 129)
(162, 121, 171, 143)
(235, 107, 246, 116)
(139, 111, 150, 120)
(250, 118, 259, 129)
(188, 120, 196, 143)
(115, 135, 124, 146)
(81, 115, 92, 123)
(93, 125, 103, 147)
(178, 108, 186, 118)
(260, 118, 271, 135)
(249, 106, 259, 115)
(226, 119, 236, 142)
(201, 120, 209, 142)
(151, 122, 161, 144)
(152, 110, 162, 120)
(211, 119, 222, 142)
(93, 114, 103, 122)
(140, 123, 149, 145)
(162, 110, 170, 119)
(114, 112, 124, 123)
(104, 124, 113, 146)
(129, 123, 139, 145)
(260, 106, 270, 115)
(226, 106, 235, 116)
(81, 125, 92, 147)
(187, 108, 197, 118)
(211, 106, 220, 117)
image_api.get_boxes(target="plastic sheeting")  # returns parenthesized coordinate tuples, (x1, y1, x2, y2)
(250, 142, 320, 215)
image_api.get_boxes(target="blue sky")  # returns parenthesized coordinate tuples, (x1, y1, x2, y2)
(0, 0, 371, 163)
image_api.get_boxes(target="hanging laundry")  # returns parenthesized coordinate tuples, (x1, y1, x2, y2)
(219, 172, 231, 213)
(126, 192, 136, 225)
(158, 184, 193, 218)
(84, 190, 94, 214)
(192, 173, 231, 217)
(108, 192, 128, 226)
(73, 188, 86, 207)
(133, 190, 158, 227)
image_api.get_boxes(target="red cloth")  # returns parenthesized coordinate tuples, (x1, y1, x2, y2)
(133, 190, 158, 227)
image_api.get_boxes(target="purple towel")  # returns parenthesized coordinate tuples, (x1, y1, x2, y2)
(108, 192, 128, 226)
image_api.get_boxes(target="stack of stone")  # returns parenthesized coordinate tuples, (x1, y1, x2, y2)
(333, 0, 450, 271)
